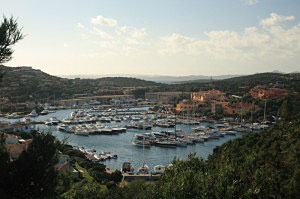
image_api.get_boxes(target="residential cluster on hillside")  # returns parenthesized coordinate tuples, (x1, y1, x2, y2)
(144, 87, 289, 119)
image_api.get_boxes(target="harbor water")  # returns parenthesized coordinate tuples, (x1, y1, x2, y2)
(1, 108, 243, 172)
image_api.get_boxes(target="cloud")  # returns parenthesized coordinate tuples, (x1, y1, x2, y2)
(76, 23, 85, 29)
(160, 14, 300, 61)
(90, 16, 118, 27)
(260, 13, 295, 27)
(90, 27, 113, 40)
(77, 15, 148, 56)
(116, 26, 147, 39)
(159, 33, 194, 54)
(242, 0, 259, 6)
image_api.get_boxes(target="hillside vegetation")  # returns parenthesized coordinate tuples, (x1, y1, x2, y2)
(162, 72, 300, 95)
(0, 65, 161, 102)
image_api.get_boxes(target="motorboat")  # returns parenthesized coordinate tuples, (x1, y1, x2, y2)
(28, 110, 38, 118)
(137, 162, 149, 174)
(45, 117, 60, 125)
(7, 113, 23, 119)
(22, 116, 32, 124)
(132, 134, 151, 148)
(40, 109, 49, 115)
(155, 140, 177, 148)
(74, 129, 89, 136)
(57, 124, 69, 132)
(154, 165, 165, 174)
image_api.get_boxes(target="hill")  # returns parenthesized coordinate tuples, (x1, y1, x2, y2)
(61, 74, 240, 83)
(0, 65, 161, 102)
(162, 72, 300, 95)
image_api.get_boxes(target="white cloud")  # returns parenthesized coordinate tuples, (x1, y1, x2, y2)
(243, 0, 259, 6)
(116, 26, 147, 39)
(78, 16, 148, 57)
(160, 15, 300, 61)
(76, 23, 85, 29)
(260, 13, 295, 27)
(159, 33, 194, 54)
(90, 16, 118, 27)
(90, 27, 113, 40)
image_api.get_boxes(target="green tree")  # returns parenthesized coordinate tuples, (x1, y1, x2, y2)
(0, 132, 58, 199)
(0, 16, 24, 64)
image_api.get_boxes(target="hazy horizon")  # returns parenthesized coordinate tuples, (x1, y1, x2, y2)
(1, 0, 300, 76)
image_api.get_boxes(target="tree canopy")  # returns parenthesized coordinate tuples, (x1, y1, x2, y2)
(0, 16, 24, 64)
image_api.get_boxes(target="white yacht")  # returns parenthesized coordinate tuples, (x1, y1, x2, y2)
(154, 165, 165, 174)
(137, 162, 149, 174)
(28, 110, 38, 118)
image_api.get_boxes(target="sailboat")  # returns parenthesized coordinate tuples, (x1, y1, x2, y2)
(137, 162, 149, 174)
(137, 128, 149, 174)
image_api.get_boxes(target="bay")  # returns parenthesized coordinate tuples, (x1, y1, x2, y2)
(1, 108, 242, 172)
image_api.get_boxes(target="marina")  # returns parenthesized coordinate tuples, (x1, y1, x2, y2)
(0, 106, 267, 173)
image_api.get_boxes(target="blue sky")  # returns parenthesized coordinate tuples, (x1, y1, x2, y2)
(1, 0, 300, 76)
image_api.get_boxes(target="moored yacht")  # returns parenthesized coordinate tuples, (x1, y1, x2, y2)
(28, 110, 38, 118)
(137, 162, 149, 174)
(154, 165, 165, 174)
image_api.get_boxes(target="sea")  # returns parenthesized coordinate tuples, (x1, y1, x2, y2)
(0, 108, 243, 172)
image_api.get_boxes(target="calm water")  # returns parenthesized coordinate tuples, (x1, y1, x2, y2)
(1, 109, 242, 172)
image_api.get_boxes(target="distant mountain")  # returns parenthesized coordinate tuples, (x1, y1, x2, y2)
(60, 74, 241, 83)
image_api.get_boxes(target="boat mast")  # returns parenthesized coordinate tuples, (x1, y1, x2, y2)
(174, 111, 177, 137)
(263, 99, 267, 123)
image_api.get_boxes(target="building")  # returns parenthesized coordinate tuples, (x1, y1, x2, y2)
(145, 92, 191, 103)
(192, 90, 226, 103)
(223, 102, 256, 115)
(176, 100, 198, 113)
(58, 95, 134, 106)
(3, 134, 32, 161)
(250, 86, 288, 99)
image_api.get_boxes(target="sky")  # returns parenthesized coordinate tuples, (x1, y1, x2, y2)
(0, 0, 300, 76)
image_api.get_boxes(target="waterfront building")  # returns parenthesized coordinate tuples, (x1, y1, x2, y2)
(223, 102, 256, 115)
(145, 92, 191, 104)
(176, 100, 200, 113)
(58, 95, 134, 106)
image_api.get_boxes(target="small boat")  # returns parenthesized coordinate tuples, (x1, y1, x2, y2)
(57, 124, 69, 132)
(74, 129, 89, 136)
(132, 134, 151, 148)
(154, 165, 165, 174)
(137, 162, 149, 174)
(28, 110, 38, 117)
(22, 116, 32, 124)
(45, 117, 60, 125)
(155, 140, 177, 148)
(40, 110, 49, 115)
(225, 131, 237, 136)
(7, 113, 23, 119)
